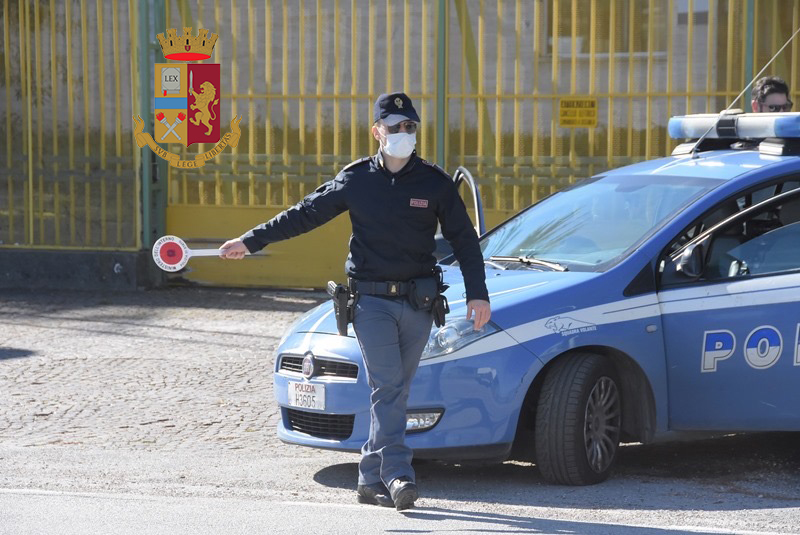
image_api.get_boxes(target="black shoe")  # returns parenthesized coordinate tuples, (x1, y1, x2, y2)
(388, 477, 418, 511)
(357, 482, 394, 507)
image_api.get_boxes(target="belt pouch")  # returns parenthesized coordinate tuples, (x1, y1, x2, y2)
(408, 277, 438, 311)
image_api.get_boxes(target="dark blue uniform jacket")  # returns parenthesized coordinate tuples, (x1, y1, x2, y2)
(241, 152, 489, 302)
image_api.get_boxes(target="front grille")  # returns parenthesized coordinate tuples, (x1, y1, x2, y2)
(286, 408, 355, 440)
(316, 359, 358, 379)
(279, 355, 358, 379)
(280, 355, 304, 373)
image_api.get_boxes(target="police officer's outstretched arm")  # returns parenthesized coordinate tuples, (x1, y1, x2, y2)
(220, 175, 348, 258)
(437, 181, 491, 331)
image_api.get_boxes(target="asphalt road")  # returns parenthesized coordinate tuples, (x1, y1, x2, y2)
(1, 287, 798, 534)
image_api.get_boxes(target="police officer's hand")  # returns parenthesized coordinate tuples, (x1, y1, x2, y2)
(466, 299, 491, 331)
(219, 238, 248, 259)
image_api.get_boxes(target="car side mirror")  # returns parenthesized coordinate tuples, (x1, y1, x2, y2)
(675, 241, 706, 279)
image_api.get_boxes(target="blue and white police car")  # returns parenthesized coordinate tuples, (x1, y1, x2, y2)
(274, 111, 800, 485)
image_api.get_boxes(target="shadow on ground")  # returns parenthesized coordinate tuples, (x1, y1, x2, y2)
(0, 347, 36, 360)
(313, 432, 800, 512)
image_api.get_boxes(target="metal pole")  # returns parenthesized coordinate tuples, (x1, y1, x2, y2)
(137, 0, 153, 248)
(152, 0, 167, 243)
(744, 0, 755, 106)
(436, 0, 447, 167)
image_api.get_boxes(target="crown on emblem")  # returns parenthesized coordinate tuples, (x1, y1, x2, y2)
(157, 27, 218, 61)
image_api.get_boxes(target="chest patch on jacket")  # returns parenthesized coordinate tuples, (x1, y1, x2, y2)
(409, 198, 429, 208)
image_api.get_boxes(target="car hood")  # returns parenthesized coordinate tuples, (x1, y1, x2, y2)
(290, 266, 600, 336)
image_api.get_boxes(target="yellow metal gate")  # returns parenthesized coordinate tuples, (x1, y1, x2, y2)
(2, 1, 800, 288)
(1, 0, 142, 252)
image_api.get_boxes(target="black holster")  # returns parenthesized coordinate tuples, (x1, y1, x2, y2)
(433, 266, 450, 327)
(327, 281, 356, 336)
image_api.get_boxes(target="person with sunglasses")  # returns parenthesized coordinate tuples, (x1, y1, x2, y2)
(751, 76, 794, 113)
(218, 92, 491, 511)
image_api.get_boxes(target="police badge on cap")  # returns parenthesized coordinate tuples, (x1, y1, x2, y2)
(373, 92, 421, 125)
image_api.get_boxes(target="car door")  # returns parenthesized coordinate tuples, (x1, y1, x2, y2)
(657, 185, 800, 431)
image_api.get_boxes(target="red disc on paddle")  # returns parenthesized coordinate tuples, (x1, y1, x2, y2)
(159, 241, 184, 265)
(152, 235, 190, 272)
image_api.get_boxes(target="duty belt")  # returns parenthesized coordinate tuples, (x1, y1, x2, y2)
(349, 279, 409, 296)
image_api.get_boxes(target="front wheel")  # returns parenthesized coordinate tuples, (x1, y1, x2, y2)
(534, 353, 622, 485)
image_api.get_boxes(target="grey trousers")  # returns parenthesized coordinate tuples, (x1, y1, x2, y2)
(352, 294, 434, 486)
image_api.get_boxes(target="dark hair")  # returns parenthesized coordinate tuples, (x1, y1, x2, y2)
(751, 76, 790, 103)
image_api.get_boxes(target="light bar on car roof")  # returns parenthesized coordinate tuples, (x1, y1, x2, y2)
(668, 112, 800, 140)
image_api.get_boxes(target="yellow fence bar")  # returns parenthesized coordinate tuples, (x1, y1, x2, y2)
(513, 0, 521, 210)
(113, 1, 123, 244)
(626, 2, 634, 162)
(385, 0, 392, 89)
(495, 0, 502, 208)
(403, 0, 410, 93)
(49, 0, 59, 244)
(569, 0, 577, 179)
(645, 0, 653, 160)
(587, 0, 596, 179)
(350, 0, 358, 162)
(24, 0, 34, 244)
(666, 0, 674, 156)
(549, 0, 558, 195)
(3, 0, 10, 175)
(794, 3, 800, 105)
(532, 0, 540, 179)
(266, 0, 274, 190)
(33, 1, 43, 244)
(280, 0, 288, 206)
(607, 0, 615, 168)
(316, 0, 323, 193)
(247, 0, 256, 206)
(421, 0, 428, 153)
(333, 0, 341, 158)
(686, 0, 693, 114)
(298, 0, 306, 198)
(706, 0, 715, 111)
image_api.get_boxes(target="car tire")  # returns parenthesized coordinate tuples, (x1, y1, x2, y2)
(534, 352, 622, 485)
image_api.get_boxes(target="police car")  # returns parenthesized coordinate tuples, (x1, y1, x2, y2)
(274, 111, 800, 485)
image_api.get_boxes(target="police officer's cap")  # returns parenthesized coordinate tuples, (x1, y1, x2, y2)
(373, 92, 420, 126)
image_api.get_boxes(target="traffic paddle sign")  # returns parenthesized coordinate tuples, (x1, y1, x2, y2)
(151, 235, 240, 272)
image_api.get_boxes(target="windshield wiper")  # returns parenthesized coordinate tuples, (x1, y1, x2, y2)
(489, 255, 569, 272)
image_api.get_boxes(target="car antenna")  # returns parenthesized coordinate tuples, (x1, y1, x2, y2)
(690, 25, 800, 159)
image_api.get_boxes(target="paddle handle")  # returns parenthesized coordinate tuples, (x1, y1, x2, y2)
(188, 248, 251, 257)
(188, 248, 224, 257)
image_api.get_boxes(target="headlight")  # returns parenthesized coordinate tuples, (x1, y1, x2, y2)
(421, 318, 499, 360)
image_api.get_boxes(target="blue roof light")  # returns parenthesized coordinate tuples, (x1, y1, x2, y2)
(668, 112, 800, 140)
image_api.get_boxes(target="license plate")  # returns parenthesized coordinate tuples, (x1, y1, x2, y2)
(287, 381, 325, 410)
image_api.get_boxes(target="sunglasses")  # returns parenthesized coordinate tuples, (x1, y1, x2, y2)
(765, 101, 793, 112)
(385, 121, 418, 134)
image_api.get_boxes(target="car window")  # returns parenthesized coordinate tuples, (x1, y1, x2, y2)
(665, 178, 800, 257)
(706, 193, 800, 280)
(476, 174, 719, 272)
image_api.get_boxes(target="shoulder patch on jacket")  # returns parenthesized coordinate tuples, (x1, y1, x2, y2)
(418, 158, 451, 180)
(342, 156, 372, 172)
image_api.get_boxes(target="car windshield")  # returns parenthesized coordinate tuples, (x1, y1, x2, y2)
(479, 174, 722, 272)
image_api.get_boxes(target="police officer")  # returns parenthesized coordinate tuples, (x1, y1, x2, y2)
(219, 92, 491, 511)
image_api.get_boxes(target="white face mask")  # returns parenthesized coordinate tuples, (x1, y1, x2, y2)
(382, 132, 416, 159)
